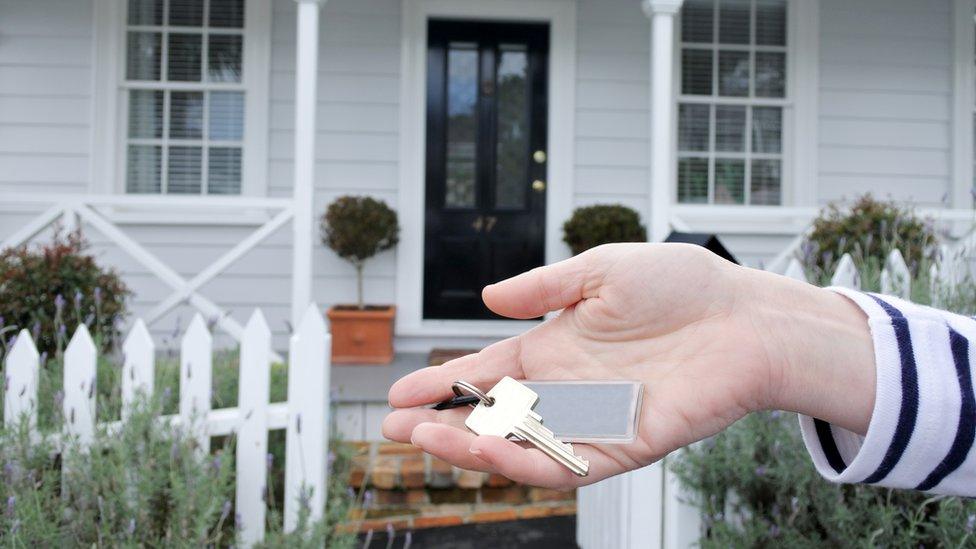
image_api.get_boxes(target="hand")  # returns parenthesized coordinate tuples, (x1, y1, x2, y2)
(383, 243, 875, 489)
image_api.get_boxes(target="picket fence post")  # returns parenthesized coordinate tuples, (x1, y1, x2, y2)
(237, 310, 272, 545)
(63, 325, 97, 446)
(783, 258, 808, 282)
(181, 314, 213, 453)
(4, 329, 39, 430)
(830, 253, 860, 289)
(284, 303, 331, 532)
(881, 249, 911, 299)
(122, 319, 155, 420)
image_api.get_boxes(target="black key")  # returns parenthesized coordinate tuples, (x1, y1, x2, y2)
(432, 394, 481, 410)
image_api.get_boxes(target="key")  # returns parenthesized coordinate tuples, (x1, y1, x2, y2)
(464, 376, 590, 477)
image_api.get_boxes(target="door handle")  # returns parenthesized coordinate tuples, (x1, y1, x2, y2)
(532, 180, 546, 192)
(471, 215, 484, 232)
(485, 216, 497, 233)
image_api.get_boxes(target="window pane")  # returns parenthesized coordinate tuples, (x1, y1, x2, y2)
(445, 45, 478, 209)
(756, 0, 787, 45)
(128, 0, 163, 25)
(209, 91, 244, 140)
(126, 145, 162, 193)
(210, 0, 245, 28)
(170, 91, 204, 138)
(168, 146, 202, 194)
(752, 106, 782, 153)
(128, 90, 163, 138)
(209, 147, 242, 194)
(678, 104, 710, 151)
(718, 50, 749, 96)
(715, 159, 745, 204)
(718, 0, 750, 44)
(682, 49, 713, 95)
(715, 105, 746, 152)
(751, 159, 781, 205)
(681, 0, 714, 43)
(169, 0, 204, 26)
(208, 35, 243, 82)
(495, 46, 528, 210)
(678, 158, 709, 203)
(168, 33, 202, 81)
(755, 52, 785, 97)
(126, 32, 161, 80)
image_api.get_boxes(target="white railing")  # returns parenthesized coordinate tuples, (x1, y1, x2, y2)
(577, 247, 961, 549)
(0, 193, 297, 360)
(2, 304, 331, 546)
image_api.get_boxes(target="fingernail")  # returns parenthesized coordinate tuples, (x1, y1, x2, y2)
(410, 433, 422, 450)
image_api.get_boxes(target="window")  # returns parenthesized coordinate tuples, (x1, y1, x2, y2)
(123, 0, 245, 194)
(678, 0, 787, 205)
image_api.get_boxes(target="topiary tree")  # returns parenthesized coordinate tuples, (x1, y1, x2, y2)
(562, 204, 647, 256)
(803, 194, 937, 279)
(0, 230, 130, 356)
(320, 196, 399, 309)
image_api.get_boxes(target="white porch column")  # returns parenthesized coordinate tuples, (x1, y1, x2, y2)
(291, 0, 325, 328)
(644, 0, 683, 241)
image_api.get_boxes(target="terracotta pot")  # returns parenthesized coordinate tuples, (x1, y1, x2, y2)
(326, 305, 396, 364)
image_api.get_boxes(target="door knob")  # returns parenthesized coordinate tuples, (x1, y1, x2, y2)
(471, 215, 484, 232)
(533, 150, 547, 163)
(485, 216, 497, 232)
(532, 179, 546, 192)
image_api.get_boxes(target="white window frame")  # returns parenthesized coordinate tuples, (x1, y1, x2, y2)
(952, 0, 976, 209)
(91, 0, 271, 203)
(672, 0, 818, 211)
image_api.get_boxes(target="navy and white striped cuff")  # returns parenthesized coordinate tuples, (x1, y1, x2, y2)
(797, 287, 976, 496)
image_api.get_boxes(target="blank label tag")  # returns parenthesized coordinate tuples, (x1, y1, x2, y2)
(524, 380, 643, 444)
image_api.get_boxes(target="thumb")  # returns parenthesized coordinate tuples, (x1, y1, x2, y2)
(482, 248, 604, 319)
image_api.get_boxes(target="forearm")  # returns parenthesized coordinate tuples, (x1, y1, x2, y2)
(748, 269, 876, 435)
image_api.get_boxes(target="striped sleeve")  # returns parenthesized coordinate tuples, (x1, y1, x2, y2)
(797, 287, 976, 496)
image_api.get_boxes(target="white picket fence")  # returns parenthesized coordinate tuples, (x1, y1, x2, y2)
(2, 304, 332, 547)
(577, 247, 962, 549)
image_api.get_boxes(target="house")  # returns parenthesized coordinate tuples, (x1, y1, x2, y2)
(1, 0, 973, 351)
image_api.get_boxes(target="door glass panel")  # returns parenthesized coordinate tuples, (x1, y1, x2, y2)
(715, 159, 745, 204)
(445, 43, 478, 209)
(495, 44, 529, 209)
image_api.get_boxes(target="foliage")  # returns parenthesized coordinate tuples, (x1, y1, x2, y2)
(562, 204, 647, 256)
(0, 343, 356, 546)
(0, 230, 130, 356)
(674, 238, 976, 547)
(802, 194, 937, 279)
(320, 196, 399, 309)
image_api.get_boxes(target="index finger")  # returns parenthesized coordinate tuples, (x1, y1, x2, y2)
(388, 336, 524, 408)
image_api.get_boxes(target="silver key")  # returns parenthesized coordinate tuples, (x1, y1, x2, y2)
(464, 376, 590, 477)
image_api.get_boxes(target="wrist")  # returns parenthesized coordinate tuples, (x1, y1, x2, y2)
(749, 271, 876, 435)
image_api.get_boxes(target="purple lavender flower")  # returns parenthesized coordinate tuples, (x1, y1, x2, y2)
(404, 531, 412, 549)
(58, 324, 66, 338)
(126, 518, 136, 536)
(967, 514, 976, 533)
(328, 451, 336, 468)
(54, 294, 65, 314)
(84, 313, 94, 327)
(768, 524, 780, 538)
(363, 529, 374, 548)
(53, 390, 64, 409)
(73, 290, 82, 310)
(220, 500, 232, 522)
(31, 321, 40, 343)
(769, 410, 781, 419)
(211, 455, 222, 473)
(385, 522, 395, 548)
(266, 453, 274, 470)
(5, 496, 14, 517)
(754, 465, 767, 477)
(363, 490, 374, 508)
(93, 287, 102, 307)
(38, 352, 47, 367)
(0, 316, 4, 330)
(170, 441, 180, 461)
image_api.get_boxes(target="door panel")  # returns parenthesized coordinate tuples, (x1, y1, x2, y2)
(424, 20, 549, 320)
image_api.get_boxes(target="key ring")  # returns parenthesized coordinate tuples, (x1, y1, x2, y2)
(452, 380, 494, 407)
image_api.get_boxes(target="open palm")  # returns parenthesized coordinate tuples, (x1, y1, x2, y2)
(383, 243, 779, 489)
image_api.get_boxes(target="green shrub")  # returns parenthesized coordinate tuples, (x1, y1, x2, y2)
(803, 194, 937, 279)
(320, 196, 399, 309)
(562, 204, 647, 256)
(0, 231, 130, 356)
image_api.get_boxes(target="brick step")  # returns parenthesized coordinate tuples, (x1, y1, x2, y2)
(343, 441, 576, 533)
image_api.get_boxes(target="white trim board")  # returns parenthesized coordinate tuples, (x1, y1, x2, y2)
(396, 0, 577, 337)
(951, 0, 975, 209)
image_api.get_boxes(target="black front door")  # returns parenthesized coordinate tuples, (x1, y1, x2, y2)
(423, 20, 549, 320)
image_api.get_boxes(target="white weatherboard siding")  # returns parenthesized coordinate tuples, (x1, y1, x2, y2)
(0, 0, 966, 344)
(574, 0, 651, 216)
(817, 0, 954, 207)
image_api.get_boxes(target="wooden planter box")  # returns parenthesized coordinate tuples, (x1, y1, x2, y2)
(326, 305, 395, 364)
